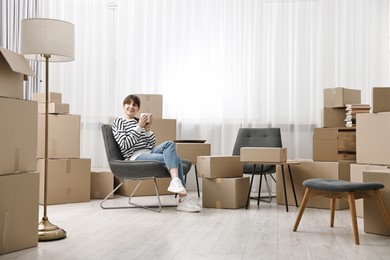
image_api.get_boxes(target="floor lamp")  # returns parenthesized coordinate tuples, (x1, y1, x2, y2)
(20, 18, 75, 241)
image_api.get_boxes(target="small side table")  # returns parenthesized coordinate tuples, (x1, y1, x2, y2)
(240, 160, 300, 212)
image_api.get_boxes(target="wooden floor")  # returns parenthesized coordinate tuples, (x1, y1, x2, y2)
(3, 192, 390, 260)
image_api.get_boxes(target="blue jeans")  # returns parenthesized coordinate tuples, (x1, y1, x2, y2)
(136, 141, 185, 187)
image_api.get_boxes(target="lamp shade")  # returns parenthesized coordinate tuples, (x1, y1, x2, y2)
(20, 18, 75, 62)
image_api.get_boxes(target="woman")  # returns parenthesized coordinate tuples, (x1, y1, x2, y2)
(112, 94, 201, 212)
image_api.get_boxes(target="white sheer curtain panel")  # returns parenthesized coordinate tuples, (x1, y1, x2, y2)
(38, 0, 389, 168)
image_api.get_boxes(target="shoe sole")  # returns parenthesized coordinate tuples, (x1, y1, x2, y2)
(167, 187, 187, 194)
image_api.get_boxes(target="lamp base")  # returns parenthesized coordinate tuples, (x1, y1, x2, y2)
(38, 217, 66, 241)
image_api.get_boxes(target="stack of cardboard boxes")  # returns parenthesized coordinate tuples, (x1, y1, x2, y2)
(197, 156, 249, 209)
(0, 48, 39, 254)
(276, 87, 361, 210)
(33, 92, 91, 205)
(351, 87, 390, 236)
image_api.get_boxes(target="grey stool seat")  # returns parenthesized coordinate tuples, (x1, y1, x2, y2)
(294, 178, 390, 245)
(303, 178, 384, 192)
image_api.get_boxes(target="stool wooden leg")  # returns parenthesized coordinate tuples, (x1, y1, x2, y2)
(347, 192, 359, 245)
(330, 198, 336, 228)
(293, 188, 311, 232)
(372, 190, 390, 231)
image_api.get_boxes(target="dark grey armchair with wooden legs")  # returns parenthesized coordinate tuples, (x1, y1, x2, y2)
(232, 128, 282, 208)
(100, 124, 192, 212)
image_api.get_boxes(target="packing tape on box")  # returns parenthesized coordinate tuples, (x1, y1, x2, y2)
(215, 201, 222, 209)
(2, 212, 10, 253)
(66, 160, 71, 174)
(14, 147, 20, 173)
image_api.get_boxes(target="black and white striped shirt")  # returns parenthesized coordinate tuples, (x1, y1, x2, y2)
(112, 117, 156, 160)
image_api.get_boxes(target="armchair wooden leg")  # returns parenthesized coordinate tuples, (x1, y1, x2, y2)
(293, 188, 311, 232)
(347, 192, 359, 245)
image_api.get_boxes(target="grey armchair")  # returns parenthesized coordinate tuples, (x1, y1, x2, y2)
(232, 128, 282, 208)
(100, 124, 192, 212)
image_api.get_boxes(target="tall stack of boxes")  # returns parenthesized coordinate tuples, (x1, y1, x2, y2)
(0, 48, 39, 254)
(33, 92, 91, 205)
(352, 87, 390, 236)
(276, 87, 360, 210)
(197, 156, 249, 209)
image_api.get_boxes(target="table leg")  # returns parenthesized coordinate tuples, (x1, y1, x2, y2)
(288, 165, 298, 207)
(281, 165, 289, 212)
(194, 165, 200, 197)
(246, 165, 256, 209)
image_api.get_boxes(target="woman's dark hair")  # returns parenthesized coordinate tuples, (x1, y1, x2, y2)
(123, 94, 141, 108)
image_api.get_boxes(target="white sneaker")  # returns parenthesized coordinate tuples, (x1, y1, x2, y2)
(177, 197, 201, 212)
(167, 178, 187, 194)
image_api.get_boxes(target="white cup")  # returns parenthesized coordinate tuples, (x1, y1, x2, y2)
(140, 113, 151, 123)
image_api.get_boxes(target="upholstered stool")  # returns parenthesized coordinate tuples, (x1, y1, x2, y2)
(293, 178, 390, 245)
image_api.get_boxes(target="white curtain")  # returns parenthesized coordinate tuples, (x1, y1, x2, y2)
(36, 0, 389, 168)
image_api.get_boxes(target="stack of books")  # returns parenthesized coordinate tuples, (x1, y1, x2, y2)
(345, 104, 371, 127)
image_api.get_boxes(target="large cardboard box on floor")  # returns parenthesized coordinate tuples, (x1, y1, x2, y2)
(313, 127, 356, 162)
(202, 177, 249, 209)
(116, 178, 171, 196)
(0, 48, 34, 99)
(240, 147, 287, 163)
(372, 87, 390, 113)
(134, 94, 163, 119)
(276, 160, 351, 210)
(176, 143, 211, 164)
(323, 87, 361, 108)
(322, 108, 347, 127)
(37, 158, 91, 205)
(152, 118, 176, 145)
(37, 114, 80, 158)
(197, 156, 243, 178)
(90, 169, 114, 199)
(0, 97, 37, 175)
(363, 170, 390, 236)
(357, 112, 390, 165)
(350, 164, 390, 218)
(0, 172, 39, 255)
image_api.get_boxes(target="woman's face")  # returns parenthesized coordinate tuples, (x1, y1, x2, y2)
(123, 100, 139, 119)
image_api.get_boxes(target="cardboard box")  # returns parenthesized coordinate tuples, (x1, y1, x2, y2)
(0, 48, 34, 99)
(0, 172, 39, 254)
(276, 160, 351, 210)
(134, 94, 163, 119)
(323, 87, 361, 108)
(91, 169, 114, 199)
(356, 112, 390, 165)
(37, 114, 80, 158)
(313, 127, 356, 162)
(38, 102, 69, 114)
(116, 178, 171, 196)
(32, 92, 62, 103)
(372, 87, 390, 113)
(240, 147, 287, 163)
(37, 158, 91, 205)
(197, 156, 243, 178)
(202, 177, 249, 209)
(152, 118, 176, 145)
(0, 97, 37, 175)
(350, 164, 390, 218)
(322, 108, 347, 127)
(363, 170, 390, 236)
(176, 143, 211, 164)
